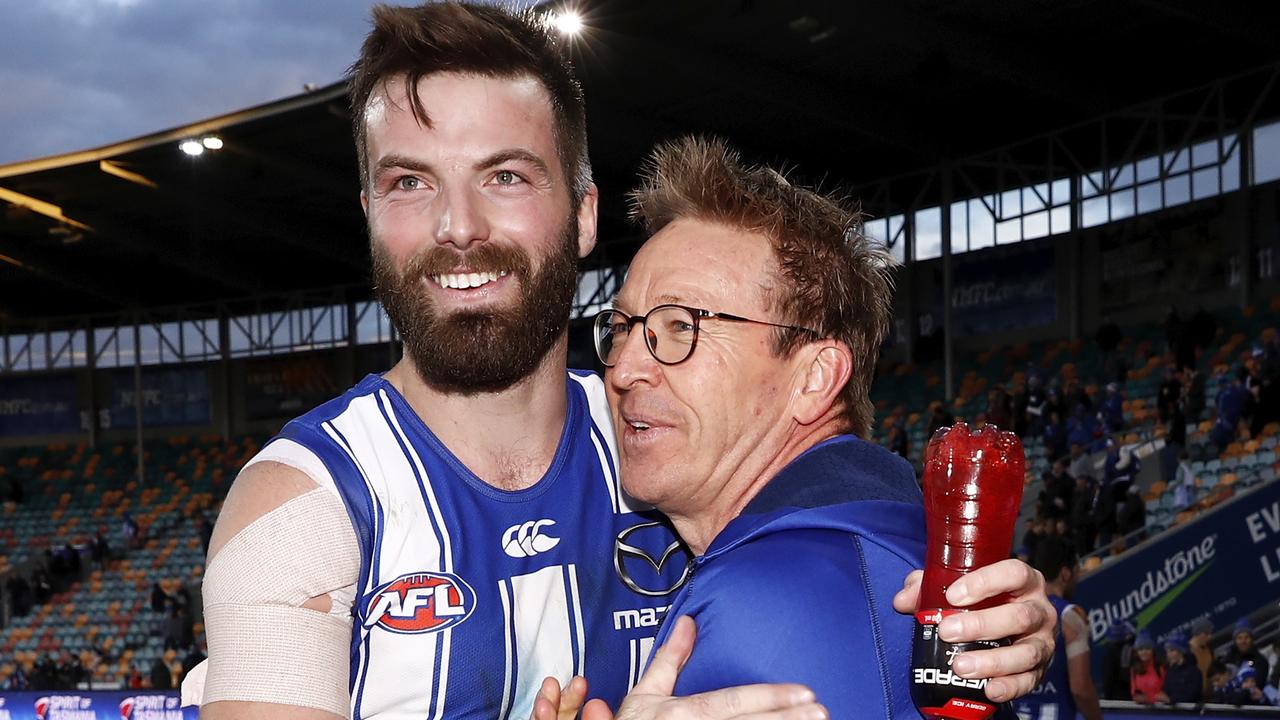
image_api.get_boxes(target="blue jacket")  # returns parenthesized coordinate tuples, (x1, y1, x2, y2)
(652, 435, 934, 718)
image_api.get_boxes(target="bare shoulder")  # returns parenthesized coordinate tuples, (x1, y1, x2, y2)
(207, 459, 323, 562)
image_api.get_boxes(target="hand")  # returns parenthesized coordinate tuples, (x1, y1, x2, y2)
(581, 616, 827, 720)
(531, 675, 589, 720)
(893, 559, 1056, 703)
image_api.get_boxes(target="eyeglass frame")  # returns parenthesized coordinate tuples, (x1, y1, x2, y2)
(592, 303, 822, 367)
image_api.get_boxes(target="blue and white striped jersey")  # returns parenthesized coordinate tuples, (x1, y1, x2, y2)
(270, 370, 689, 719)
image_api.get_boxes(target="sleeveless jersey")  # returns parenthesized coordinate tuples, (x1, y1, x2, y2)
(1013, 595, 1077, 720)
(270, 371, 690, 719)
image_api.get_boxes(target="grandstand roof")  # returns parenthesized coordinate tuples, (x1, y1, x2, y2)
(3, 0, 1279, 323)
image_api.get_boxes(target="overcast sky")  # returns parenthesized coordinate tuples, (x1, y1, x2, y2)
(0, 0, 532, 166)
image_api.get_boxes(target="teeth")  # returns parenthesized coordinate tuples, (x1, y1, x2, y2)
(431, 271, 505, 290)
(630, 421, 651, 431)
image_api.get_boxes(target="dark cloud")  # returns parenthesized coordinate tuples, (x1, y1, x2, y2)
(0, 0, 536, 165)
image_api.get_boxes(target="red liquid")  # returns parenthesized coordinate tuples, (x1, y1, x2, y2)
(918, 422, 1025, 611)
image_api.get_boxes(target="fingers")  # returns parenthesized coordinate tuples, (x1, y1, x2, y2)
(683, 684, 822, 719)
(532, 677, 562, 720)
(949, 634, 1053, 678)
(582, 698, 615, 720)
(893, 570, 923, 614)
(946, 559, 1042, 607)
(559, 676, 589, 720)
(938, 600, 1049, 643)
(729, 704, 829, 720)
(631, 615, 697, 695)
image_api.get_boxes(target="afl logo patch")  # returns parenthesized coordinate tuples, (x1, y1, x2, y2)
(364, 571, 476, 634)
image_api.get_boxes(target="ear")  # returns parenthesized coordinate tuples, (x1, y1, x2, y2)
(360, 188, 370, 216)
(792, 340, 853, 426)
(576, 182, 599, 259)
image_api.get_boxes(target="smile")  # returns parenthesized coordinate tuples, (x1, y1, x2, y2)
(430, 271, 509, 290)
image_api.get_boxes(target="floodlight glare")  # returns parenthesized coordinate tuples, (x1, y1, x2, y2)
(553, 10, 583, 35)
(179, 140, 205, 156)
(201, 135, 224, 150)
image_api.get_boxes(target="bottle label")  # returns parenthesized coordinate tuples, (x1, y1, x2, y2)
(910, 609, 1009, 720)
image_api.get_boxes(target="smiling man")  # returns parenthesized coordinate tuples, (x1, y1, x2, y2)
(574, 136, 1053, 719)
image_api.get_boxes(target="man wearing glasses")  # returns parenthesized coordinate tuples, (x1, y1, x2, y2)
(552, 135, 1050, 719)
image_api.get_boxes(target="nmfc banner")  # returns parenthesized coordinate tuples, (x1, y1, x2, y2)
(105, 367, 209, 429)
(951, 245, 1056, 336)
(0, 692, 195, 719)
(0, 374, 79, 437)
(1074, 479, 1280, 646)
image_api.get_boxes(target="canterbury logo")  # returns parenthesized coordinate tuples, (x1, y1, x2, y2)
(502, 519, 561, 558)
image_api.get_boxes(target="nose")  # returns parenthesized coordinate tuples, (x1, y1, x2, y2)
(431, 183, 489, 251)
(606, 321, 661, 391)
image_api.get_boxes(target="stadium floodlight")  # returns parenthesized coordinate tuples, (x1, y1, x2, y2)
(201, 135, 224, 150)
(179, 139, 205, 156)
(553, 10, 583, 35)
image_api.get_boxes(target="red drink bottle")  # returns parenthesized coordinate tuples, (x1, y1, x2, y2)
(910, 422, 1025, 720)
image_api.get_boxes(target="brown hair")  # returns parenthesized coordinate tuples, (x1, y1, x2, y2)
(347, 2, 591, 205)
(630, 135, 897, 437)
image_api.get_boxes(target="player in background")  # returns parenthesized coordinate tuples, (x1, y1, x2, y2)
(1014, 537, 1102, 720)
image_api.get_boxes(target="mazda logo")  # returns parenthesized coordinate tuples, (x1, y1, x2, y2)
(613, 521, 693, 597)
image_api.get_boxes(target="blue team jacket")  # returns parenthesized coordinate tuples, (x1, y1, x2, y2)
(652, 434, 928, 719)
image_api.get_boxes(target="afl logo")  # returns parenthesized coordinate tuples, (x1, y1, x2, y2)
(364, 571, 476, 634)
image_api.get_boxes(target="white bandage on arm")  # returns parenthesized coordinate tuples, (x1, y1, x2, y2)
(202, 483, 360, 716)
(1062, 605, 1090, 659)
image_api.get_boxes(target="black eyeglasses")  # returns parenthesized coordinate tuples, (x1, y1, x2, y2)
(593, 303, 821, 367)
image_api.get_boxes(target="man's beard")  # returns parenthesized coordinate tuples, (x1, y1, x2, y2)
(372, 218, 580, 395)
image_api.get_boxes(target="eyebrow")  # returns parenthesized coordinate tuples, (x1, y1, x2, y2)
(476, 149, 552, 178)
(371, 154, 433, 182)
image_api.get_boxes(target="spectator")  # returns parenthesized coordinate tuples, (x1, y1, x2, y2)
(1067, 443, 1094, 481)
(1190, 618, 1215, 697)
(149, 657, 172, 690)
(1186, 368, 1207, 422)
(90, 531, 110, 569)
(5, 574, 31, 618)
(164, 607, 186, 651)
(1093, 482, 1119, 554)
(1011, 381, 1029, 437)
(127, 665, 144, 689)
(987, 385, 1013, 431)
(1215, 661, 1273, 706)
(1045, 410, 1069, 461)
(1173, 452, 1196, 508)
(1038, 459, 1075, 520)
(32, 570, 52, 605)
(885, 416, 909, 460)
(150, 582, 170, 613)
(1164, 634, 1202, 704)
(1224, 619, 1270, 682)
(1117, 483, 1147, 543)
(925, 400, 954, 440)
(1065, 379, 1093, 413)
(1067, 404, 1102, 453)
(1130, 632, 1169, 704)
(181, 642, 207, 685)
(1069, 475, 1099, 556)
(1158, 366, 1184, 425)
(1101, 382, 1125, 434)
(1210, 659, 1235, 702)
(1104, 439, 1141, 501)
(197, 513, 214, 557)
(1020, 516, 1048, 564)
(1025, 376, 1047, 437)
(1212, 373, 1250, 454)
(1102, 621, 1137, 700)
(6, 663, 29, 689)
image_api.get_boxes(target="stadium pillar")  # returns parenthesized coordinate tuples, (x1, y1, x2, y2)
(941, 167, 955, 401)
(1238, 129, 1254, 308)
(218, 314, 232, 441)
(85, 322, 98, 450)
(132, 316, 145, 486)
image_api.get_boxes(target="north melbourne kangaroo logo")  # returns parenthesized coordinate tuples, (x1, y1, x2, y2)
(503, 519, 561, 558)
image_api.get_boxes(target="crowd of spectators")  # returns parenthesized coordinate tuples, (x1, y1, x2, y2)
(1100, 616, 1280, 707)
